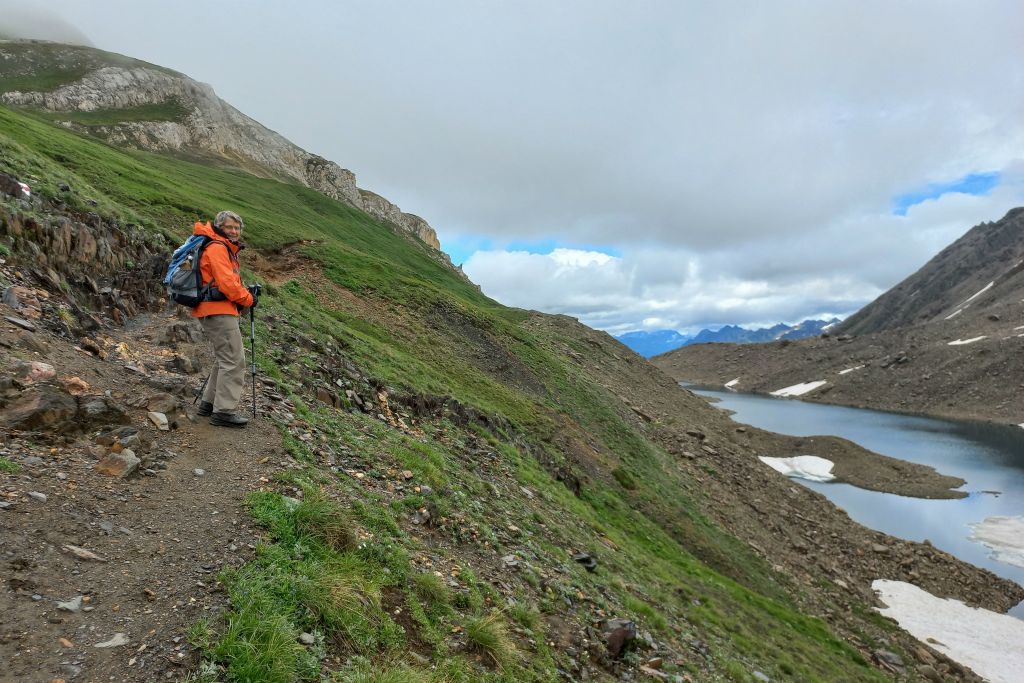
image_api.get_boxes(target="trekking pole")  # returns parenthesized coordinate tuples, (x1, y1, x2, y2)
(193, 374, 210, 405)
(250, 304, 257, 419)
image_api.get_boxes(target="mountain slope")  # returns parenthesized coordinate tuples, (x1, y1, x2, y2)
(0, 59, 1016, 682)
(653, 209, 1024, 426)
(837, 208, 1024, 336)
(0, 39, 444, 254)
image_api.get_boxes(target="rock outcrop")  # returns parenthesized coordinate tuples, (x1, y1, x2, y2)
(0, 41, 444, 255)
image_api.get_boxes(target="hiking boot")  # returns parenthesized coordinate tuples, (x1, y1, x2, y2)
(210, 412, 249, 428)
(196, 401, 213, 417)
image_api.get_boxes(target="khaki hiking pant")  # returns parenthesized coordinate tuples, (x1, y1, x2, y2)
(199, 314, 245, 414)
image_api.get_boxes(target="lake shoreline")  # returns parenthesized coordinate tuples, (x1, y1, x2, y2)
(690, 387, 970, 499)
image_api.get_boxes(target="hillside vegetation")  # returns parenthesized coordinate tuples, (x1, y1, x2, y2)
(1, 59, 1017, 683)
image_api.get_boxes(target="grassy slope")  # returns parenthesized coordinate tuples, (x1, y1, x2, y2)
(0, 103, 890, 682)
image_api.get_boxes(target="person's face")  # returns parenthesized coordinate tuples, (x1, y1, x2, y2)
(220, 218, 242, 241)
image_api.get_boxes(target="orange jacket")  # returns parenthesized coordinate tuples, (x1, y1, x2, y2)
(190, 221, 254, 317)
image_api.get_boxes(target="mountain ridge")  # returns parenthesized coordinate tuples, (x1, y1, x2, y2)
(654, 208, 1024, 426)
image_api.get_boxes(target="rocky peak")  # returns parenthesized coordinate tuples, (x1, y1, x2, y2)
(0, 41, 446, 259)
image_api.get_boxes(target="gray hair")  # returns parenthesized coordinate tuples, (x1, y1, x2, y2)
(214, 210, 244, 230)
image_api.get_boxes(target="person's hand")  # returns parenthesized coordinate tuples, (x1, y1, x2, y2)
(247, 284, 262, 308)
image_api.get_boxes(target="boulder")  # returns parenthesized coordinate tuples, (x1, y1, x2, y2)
(12, 360, 56, 384)
(602, 618, 637, 658)
(146, 393, 177, 414)
(0, 388, 77, 431)
(79, 397, 129, 427)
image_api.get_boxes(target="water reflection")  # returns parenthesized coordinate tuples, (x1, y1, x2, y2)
(687, 386, 1024, 617)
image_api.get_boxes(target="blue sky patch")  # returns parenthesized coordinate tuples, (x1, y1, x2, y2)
(892, 171, 1000, 216)
(441, 235, 621, 265)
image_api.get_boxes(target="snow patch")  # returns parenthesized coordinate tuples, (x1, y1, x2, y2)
(872, 580, 1024, 683)
(956, 281, 994, 308)
(1014, 325, 1024, 331)
(948, 336, 987, 346)
(969, 516, 1024, 569)
(944, 308, 963, 320)
(770, 380, 827, 397)
(758, 455, 835, 482)
(838, 365, 864, 375)
(724, 377, 740, 388)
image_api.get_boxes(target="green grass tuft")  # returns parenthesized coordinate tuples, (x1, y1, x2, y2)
(464, 611, 515, 668)
(0, 457, 20, 474)
(292, 489, 358, 552)
(413, 572, 451, 609)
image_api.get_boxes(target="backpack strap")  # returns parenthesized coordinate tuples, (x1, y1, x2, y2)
(195, 237, 230, 302)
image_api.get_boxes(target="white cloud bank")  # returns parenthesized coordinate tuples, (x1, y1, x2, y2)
(462, 175, 1024, 332)
(25, 1, 1024, 332)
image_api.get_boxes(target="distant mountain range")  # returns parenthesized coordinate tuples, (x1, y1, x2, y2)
(617, 318, 840, 357)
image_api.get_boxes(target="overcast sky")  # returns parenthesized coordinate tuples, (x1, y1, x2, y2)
(7, 1, 1024, 335)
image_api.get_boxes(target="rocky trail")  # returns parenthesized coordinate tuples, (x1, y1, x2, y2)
(1, 304, 285, 683)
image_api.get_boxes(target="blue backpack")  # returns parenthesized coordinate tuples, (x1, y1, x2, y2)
(163, 235, 226, 307)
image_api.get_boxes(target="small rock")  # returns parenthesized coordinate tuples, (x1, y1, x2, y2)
(401, 469, 414, 480)
(572, 552, 598, 572)
(0, 501, 14, 510)
(94, 450, 140, 478)
(61, 376, 91, 396)
(79, 337, 104, 356)
(752, 671, 771, 682)
(94, 633, 129, 648)
(1, 286, 20, 309)
(147, 412, 169, 431)
(875, 649, 904, 667)
(646, 657, 664, 669)
(62, 544, 108, 562)
(59, 637, 74, 648)
(193, 468, 205, 476)
(917, 664, 943, 682)
(4, 315, 36, 331)
(298, 632, 316, 645)
(27, 491, 47, 502)
(57, 595, 84, 612)
(419, 485, 434, 496)
(871, 543, 889, 554)
(520, 486, 534, 499)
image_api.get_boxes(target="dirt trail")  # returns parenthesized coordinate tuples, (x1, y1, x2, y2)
(1, 312, 283, 683)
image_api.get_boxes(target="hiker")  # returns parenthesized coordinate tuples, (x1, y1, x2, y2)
(192, 211, 260, 427)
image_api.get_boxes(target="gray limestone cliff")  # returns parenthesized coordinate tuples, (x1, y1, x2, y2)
(0, 41, 443, 253)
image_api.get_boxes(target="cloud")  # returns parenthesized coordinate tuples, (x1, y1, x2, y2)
(464, 183, 1024, 334)
(0, 4, 93, 44)
(29, 1, 1024, 331)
